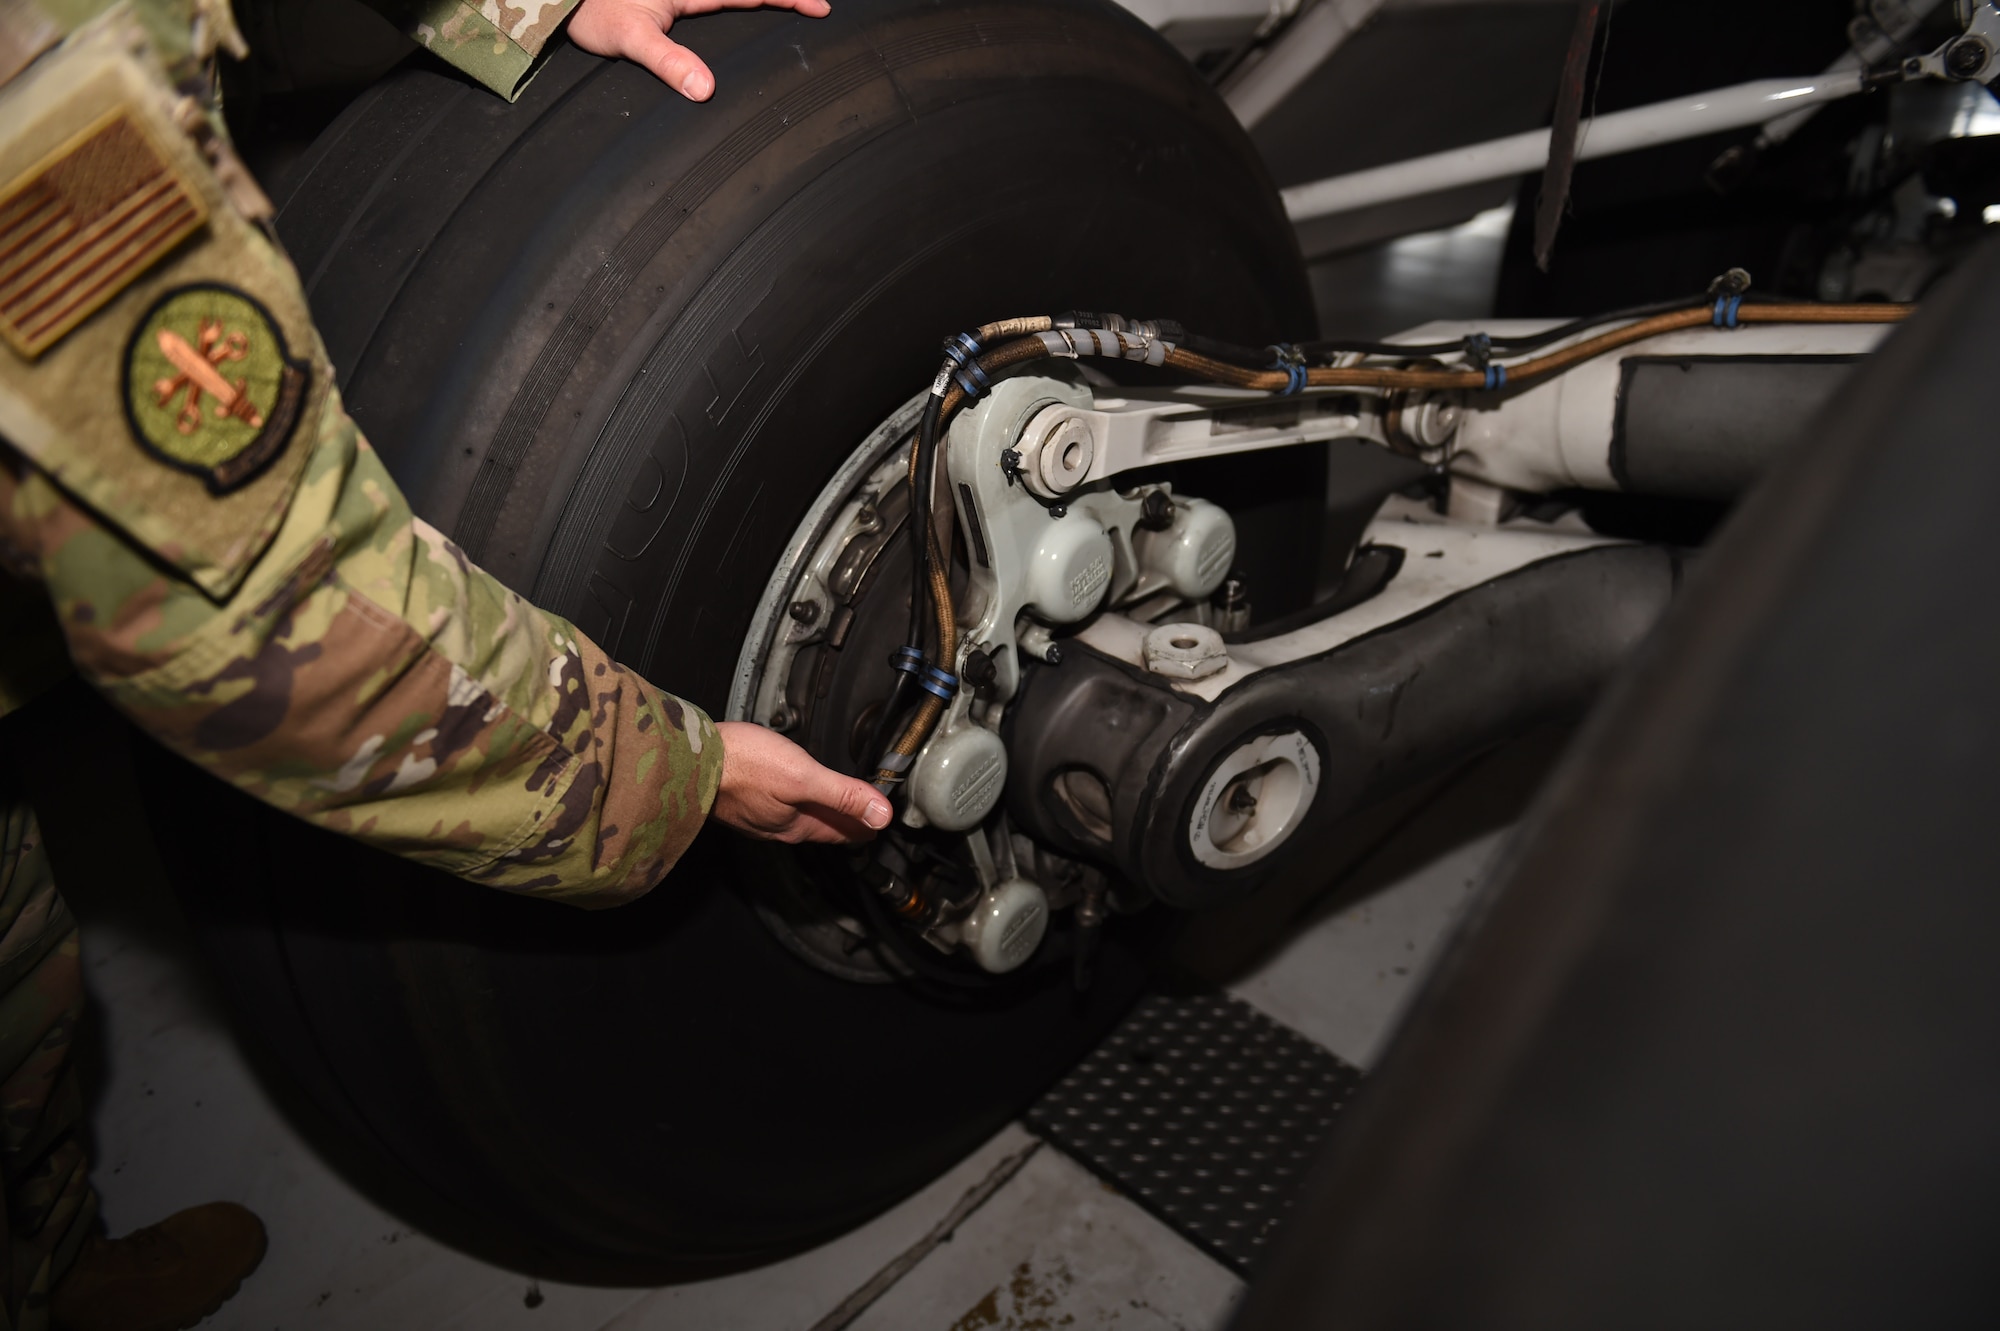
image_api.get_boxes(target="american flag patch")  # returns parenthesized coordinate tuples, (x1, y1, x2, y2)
(0, 110, 206, 359)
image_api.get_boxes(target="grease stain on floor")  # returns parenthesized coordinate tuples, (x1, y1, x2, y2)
(950, 1258, 1080, 1330)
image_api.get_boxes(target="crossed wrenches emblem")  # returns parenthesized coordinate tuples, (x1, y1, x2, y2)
(153, 318, 265, 435)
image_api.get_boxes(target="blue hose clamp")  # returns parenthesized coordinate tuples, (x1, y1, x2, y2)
(941, 331, 982, 369)
(918, 665, 959, 701)
(1712, 294, 1742, 328)
(952, 357, 992, 401)
(1483, 364, 1508, 391)
(1266, 345, 1308, 396)
(888, 645, 926, 677)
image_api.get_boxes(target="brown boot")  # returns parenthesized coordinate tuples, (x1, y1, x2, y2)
(50, 1202, 267, 1331)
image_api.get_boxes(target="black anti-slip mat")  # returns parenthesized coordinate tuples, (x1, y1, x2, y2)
(1027, 992, 1364, 1275)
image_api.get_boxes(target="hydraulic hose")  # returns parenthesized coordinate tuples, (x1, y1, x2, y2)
(866, 296, 1913, 792)
(872, 520, 958, 788)
(874, 372, 973, 789)
(1171, 302, 1914, 393)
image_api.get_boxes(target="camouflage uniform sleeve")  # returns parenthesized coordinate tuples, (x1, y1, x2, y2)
(353, 0, 583, 100)
(0, 400, 723, 908)
(0, 3, 717, 907)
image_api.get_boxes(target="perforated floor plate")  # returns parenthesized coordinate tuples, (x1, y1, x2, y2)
(1027, 992, 1364, 1275)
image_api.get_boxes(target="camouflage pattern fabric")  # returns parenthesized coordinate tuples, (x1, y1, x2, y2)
(0, 1, 692, 1318)
(0, 801, 95, 1331)
(0, 4, 724, 907)
(4, 0, 582, 101)
(358, 0, 584, 99)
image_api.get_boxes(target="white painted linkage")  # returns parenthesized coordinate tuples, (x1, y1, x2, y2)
(1223, 0, 1388, 127)
(1282, 71, 1870, 222)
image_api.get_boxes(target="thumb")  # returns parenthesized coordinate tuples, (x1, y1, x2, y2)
(817, 769, 893, 829)
(623, 24, 716, 100)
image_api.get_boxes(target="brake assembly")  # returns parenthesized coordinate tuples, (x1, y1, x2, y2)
(732, 291, 1909, 983)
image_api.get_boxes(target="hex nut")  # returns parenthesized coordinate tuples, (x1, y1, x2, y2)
(1142, 623, 1228, 681)
(1033, 416, 1095, 496)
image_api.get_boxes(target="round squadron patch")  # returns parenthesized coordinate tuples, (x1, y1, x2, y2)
(122, 284, 309, 494)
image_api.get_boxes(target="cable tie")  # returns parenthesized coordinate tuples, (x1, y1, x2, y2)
(918, 665, 959, 701)
(1483, 364, 1508, 391)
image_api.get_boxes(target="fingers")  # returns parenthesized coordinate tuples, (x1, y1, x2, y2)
(568, 0, 831, 100)
(710, 722, 889, 843)
(621, 23, 717, 100)
(811, 770, 892, 831)
(771, 765, 890, 844)
(676, 0, 831, 16)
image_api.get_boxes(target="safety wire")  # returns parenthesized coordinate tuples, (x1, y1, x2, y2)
(867, 295, 1914, 792)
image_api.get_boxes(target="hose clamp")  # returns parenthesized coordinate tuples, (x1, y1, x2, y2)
(941, 331, 983, 369)
(918, 665, 959, 701)
(1266, 344, 1307, 395)
(952, 357, 993, 400)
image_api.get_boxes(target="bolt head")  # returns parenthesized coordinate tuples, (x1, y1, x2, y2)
(1948, 36, 1989, 78)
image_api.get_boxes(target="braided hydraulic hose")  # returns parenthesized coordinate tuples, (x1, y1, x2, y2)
(865, 297, 1914, 794)
(1170, 302, 1913, 393)
(871, 524, 958, 787)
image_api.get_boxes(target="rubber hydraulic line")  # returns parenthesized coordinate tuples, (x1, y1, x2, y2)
(875, 399, 954, 788)
(873, 325, 1061, 787)
(872, 299, 1913, 788)
(906, 407, 938, 646)
(872, 522, 958, 788)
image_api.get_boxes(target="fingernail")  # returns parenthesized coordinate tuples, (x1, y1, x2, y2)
(866, 800, 891, 829)
(682, 72, 711, 99)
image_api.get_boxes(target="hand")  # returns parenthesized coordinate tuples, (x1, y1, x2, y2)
(568, 0, 833, 102)
(711, 721, 892, 843)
